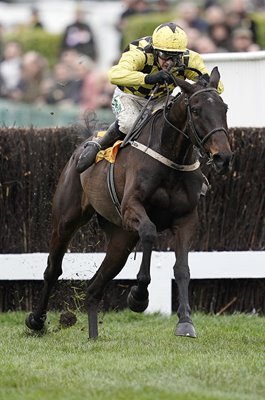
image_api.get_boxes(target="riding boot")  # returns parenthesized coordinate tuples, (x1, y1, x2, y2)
(76, 121, 124, 173)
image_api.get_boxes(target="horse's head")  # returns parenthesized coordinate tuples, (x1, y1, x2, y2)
(173, 67, 233, 174)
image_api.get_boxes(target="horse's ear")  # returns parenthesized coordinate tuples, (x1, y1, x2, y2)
(209, 66, 220, 89)
(174, 76, 194, 95)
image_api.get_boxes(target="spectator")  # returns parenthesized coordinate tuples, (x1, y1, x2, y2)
(193, 35, 218, 53)
(204, 4, 226, 26)
(225, 0, 258, 43)
(60, 5, 97, 61)
(116, 0, 152, 50)
(27, 7, 44, 30)
(10, 51, 48, 103)
(95, 73, 114, 109)
(229, 27, 261, 52)
(0, 23, 4, 61)
(59, 48, 85, 77)
(73, 55, 113, 110)
(0, 41, 22, 98)
(208, 23, 231, 52)
(154, 0, 171, 13)
(202, 0, 220, 8)
(117, 0, 151, 23)
(184, 27, 201, 51)
(175, 1, 209, 33)
(44, 62, 80, 106)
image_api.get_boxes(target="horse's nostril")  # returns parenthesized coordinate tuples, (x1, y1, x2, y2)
(213, 153, 232, 165)
(212, 153, 232, 174)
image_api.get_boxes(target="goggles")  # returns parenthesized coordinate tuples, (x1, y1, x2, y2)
(157, 51, 183, 62)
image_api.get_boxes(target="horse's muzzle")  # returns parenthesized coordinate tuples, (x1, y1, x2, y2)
(212, 152, 234, 175)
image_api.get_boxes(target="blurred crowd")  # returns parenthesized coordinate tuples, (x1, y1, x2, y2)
(0, 0, 264, 112)
(117, 0, 262, 53)
(0, 43, 114, 111)
(0, 5, 113, 111)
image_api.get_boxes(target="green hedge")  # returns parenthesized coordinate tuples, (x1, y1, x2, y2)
(4, 28, 62, 68)
(252, 13, 265, 49)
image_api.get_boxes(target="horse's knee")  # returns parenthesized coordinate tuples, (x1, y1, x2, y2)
(173, 263, 190, 281)
(139, 221, 157, 244)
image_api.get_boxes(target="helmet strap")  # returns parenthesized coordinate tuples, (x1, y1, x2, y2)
(153, 49, 160, 66)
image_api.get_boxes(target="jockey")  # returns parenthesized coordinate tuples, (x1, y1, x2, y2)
(76, 22, 224, 173)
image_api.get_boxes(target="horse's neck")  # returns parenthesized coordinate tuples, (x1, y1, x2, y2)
(158, 98, 195, 165)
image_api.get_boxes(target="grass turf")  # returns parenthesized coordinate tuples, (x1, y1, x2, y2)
(0, 311, 264, 400)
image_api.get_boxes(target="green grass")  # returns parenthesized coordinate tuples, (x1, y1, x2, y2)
(0, 311, 264, 400)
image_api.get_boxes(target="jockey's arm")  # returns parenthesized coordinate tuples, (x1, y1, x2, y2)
(184, 50, 224, 94)
(108, 49, 147, 87)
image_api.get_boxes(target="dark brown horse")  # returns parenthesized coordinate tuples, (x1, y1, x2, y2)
(26, 67, 233, 339)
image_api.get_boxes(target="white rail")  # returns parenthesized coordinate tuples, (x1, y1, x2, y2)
(1, 251, 264, 314)
(203, 51, 265, 128)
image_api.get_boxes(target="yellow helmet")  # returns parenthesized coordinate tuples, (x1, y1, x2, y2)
(152, 23, 188, 52)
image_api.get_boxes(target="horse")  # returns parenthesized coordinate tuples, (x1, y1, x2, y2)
(26, 67, 233, 339)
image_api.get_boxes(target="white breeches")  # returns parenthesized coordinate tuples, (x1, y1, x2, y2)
(111, 87, 166, 134)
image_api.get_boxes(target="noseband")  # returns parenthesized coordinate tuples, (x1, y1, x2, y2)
(164, 87, 228, 160)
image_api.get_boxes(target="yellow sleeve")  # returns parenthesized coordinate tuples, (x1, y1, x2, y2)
(184, 50, 224, 94)
(108, 49, 147, 87)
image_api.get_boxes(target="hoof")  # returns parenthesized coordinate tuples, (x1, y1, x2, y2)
(127, 286, 149, 313)
(176, 322, 197, 338)
(25, 312, 46, 331)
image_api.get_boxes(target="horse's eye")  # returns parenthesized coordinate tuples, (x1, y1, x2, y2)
(191, 107, 199, 115)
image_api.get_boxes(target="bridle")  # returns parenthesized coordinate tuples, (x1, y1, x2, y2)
(163, 85, 229, 161)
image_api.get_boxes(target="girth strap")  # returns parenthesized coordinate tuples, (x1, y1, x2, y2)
(107, 163, 122, 218)
(130, 141, 200, 171)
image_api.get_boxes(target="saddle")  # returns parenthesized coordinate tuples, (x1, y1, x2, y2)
(95, 131, 122, 164)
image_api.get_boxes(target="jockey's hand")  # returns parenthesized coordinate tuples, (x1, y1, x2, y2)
(145, 70, 173, 85)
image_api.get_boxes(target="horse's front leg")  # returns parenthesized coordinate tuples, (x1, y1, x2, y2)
(172, 209, 198, 338)
(123, 199, 156, 313)
(85, 225, 138, 339)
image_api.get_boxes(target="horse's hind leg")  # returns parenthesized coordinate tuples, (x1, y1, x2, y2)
(85, 222, 138, 338)
(26, 225, 76, 330)
(172, 210, 198, 338)
(26, 160, 94, 331)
